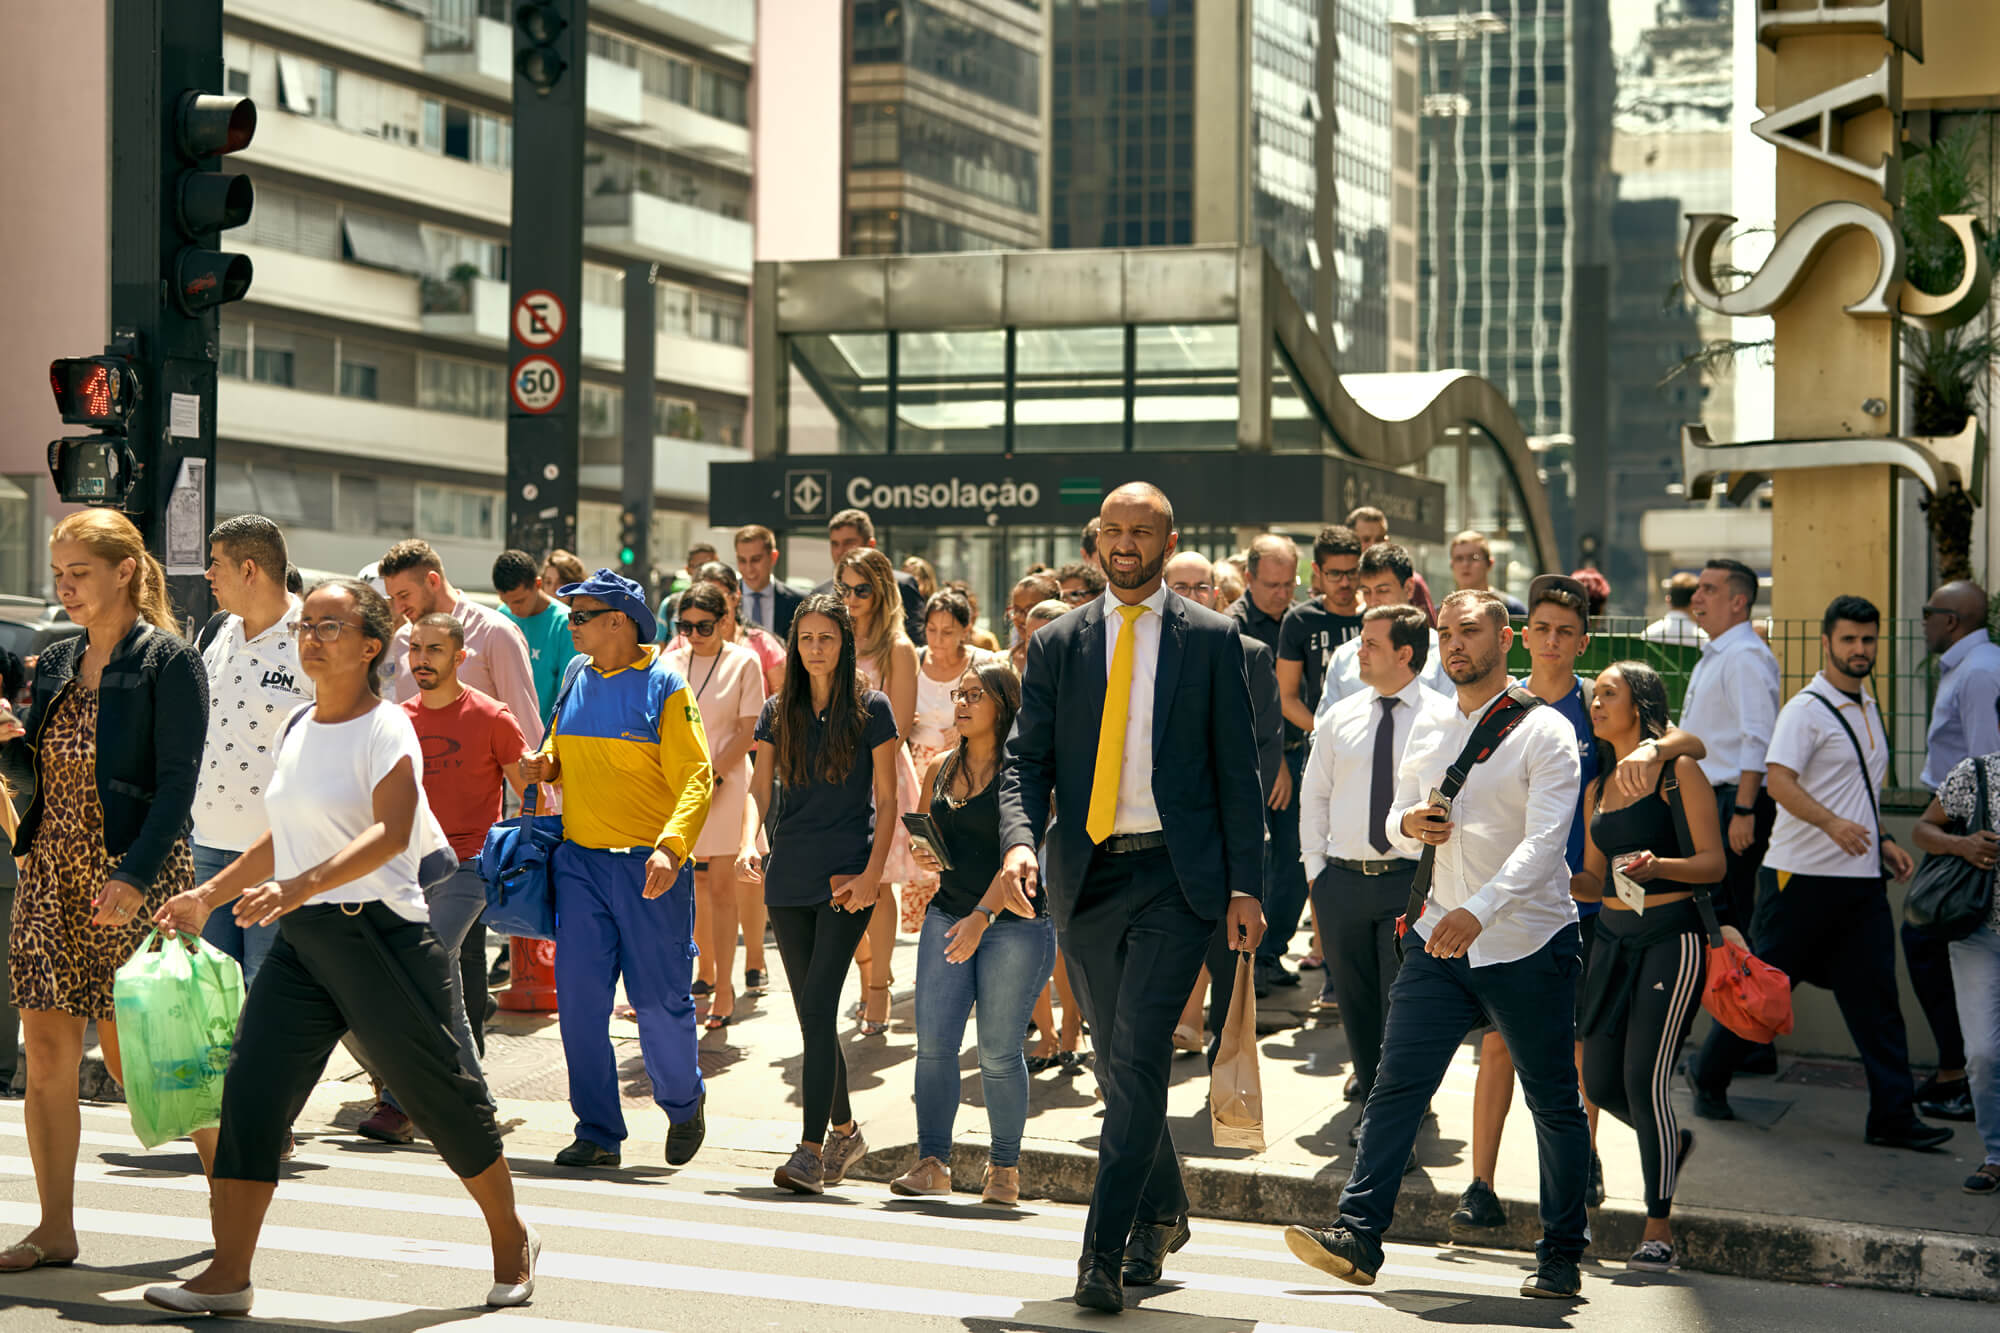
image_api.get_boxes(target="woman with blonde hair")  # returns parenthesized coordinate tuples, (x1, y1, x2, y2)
(835, 547, 928, 1035)
(901, 556, 938, 602)
(0, 510, 208, 1272)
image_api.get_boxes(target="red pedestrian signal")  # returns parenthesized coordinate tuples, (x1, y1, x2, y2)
(49, 356, 139, 428)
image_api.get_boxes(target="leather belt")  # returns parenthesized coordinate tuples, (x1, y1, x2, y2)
(1102, 830, 1169, 855)
(1331, 856, 1416, 876)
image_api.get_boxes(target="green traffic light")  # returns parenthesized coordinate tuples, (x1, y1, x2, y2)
(620, 547, 637, 566)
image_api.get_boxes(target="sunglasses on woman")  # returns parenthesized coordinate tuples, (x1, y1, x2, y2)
(675, 618, 719, 638)
(838, 581, 874, 601)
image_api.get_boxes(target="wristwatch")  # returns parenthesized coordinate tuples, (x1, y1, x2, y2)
(1733, 805, 1757, 817)
(973, 906, 996, 923)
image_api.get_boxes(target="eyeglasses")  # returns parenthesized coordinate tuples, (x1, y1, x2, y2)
(1169, 582, 1213, 598)
(675, 618, 719, 638)
(949, 687, 987, 705)
(1060, 589, 1094, 604)
(1321, 566, 1359, 584)
(569, 607, 620, 626)
(287, 618, 362, 643)
(838, 582, 874, 601)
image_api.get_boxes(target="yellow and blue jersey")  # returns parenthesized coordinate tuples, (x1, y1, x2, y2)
(541, 646, 712, 859)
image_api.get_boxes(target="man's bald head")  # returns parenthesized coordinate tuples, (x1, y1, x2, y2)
(1102, 482, 1175, 532)
(1925, 579, 1990, 655)
(1163, 551, 1216, 609)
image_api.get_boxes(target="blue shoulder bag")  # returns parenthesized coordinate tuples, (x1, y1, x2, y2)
(479, 658, 587, 940)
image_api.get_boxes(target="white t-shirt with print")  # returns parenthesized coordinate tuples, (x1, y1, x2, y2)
(194, 598, 314, 852)
(266, 700, 429, 922)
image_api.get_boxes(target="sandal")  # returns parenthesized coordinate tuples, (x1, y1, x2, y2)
(1964, 1163, 2000, 1195)
(858, 983, 890, 1035)
(744, 969, 767, 993)
(0, 1241, 77, 1272)
(703, 1012, 733, 1032)
(1026, 1054, 1057, 1072)
(691, 979, 714, 998)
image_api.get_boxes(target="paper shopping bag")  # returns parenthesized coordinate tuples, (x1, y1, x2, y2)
(1209, 952, 1265, 1151)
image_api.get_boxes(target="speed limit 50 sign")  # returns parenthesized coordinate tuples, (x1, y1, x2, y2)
(510, 356, 565, 414)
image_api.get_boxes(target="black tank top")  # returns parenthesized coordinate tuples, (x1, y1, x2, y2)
(927, 760, 1044, 921)
(1588, 770, 1687, 895)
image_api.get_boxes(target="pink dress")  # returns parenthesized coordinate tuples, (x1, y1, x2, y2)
(664, 638, 766, 861)
(860, 648, 938, 932)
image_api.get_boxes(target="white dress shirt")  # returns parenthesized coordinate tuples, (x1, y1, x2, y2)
(1300, 675, 1452, 880)
(1765, 673, 1890, 878)
(1679, 619, 1781, 786)
(1642, 609, 1707, 648)
(1313, 628, 1453, 724)
(1100, 584, 1168, 835)
(1921, 630, 2000, 790)
(1387, 688, 1581, 965)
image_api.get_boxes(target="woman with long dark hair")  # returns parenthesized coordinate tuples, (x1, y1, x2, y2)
(1575, 661, 1735, 1274)
(0, 509, 207, 1273)
(143, 579, 534, 1313)
(741, 594, 900, 1194)
(892, 658, 1052, 1205)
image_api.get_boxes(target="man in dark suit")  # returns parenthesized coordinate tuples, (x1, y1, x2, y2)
(812, 507, 926, 644)
(1001, 483, 1267, 1313)
(732, 524, 803, 640)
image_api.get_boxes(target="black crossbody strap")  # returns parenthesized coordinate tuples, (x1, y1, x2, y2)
(1400, 684, 1546, 939)
(1806, 689, 1882, 840)
(1660, 765, 1726, 948)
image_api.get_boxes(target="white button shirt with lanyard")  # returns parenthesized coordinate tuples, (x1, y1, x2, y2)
(1764, 673, 1890, 879)
(1385, 690, 1581, 965)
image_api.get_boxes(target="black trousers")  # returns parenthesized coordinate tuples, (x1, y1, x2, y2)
(1310, 862, 1414, 1098)
(215, 902, 504, 1183)
(1692, 869, 1918, 1130)
(1901, 921, 1966, 1073)
(768, 901, 874, 1145)
(1061, 845, 1215, 1261)
(1256, 747, 1309, 964)
(1713, 783, 1775, 942)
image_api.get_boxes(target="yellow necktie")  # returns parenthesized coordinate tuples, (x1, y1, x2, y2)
(1088, 604, 1147, 844)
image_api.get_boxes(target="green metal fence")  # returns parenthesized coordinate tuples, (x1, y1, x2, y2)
(1507, 618, 1936, 812)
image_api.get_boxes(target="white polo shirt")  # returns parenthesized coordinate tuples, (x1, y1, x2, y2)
(193, 597, 314, 853)
(1764, 673, 1888, 879)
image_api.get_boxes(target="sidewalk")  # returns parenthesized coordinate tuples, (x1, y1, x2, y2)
(107, 929, 1998, 1302)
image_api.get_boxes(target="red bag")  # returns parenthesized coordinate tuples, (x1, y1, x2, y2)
(1660, 769, 1795, 1042)
(1701, 936, 1794, 1043)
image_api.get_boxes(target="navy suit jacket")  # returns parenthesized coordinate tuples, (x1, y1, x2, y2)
(1000, 590, 1267, 928)
(753, 580, 804, 639)
(1243, 637, 1283, 797)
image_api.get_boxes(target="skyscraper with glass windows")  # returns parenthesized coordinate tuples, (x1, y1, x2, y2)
(846, 1, 1046, 255)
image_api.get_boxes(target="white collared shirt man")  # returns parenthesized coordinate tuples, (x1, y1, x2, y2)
(1680, 620, 1780, 789)
(195, 592, 312, 853)
(1098, 583, 1167, 835)
(1315, 630, 1453, 721)
(1302, 675, 1452, 880)
(1766, 673, 1891, 878)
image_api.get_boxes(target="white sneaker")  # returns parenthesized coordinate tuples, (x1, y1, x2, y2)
(144, 1284, 255, 1314)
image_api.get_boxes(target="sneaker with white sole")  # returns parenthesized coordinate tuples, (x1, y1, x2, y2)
(774, 1144, 824, 1195)
(822, 1124, 868, 1184)
(890, 1156, 951, 1196)
(1627, 1239, 1674, 1272)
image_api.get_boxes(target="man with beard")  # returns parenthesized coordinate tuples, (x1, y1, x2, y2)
(1284, 589, 1591, 1299)
(1002, 484, 1266, 1312)
(379, 540, 543, 749)
(1689, 596, 1951, 1152)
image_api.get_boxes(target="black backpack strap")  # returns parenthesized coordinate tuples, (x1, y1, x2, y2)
(1399, 685, 1547, 947)
(194, 611, 229, 655)
(1659, 761, 1726, 948)
(1806, 689, 1881, 840)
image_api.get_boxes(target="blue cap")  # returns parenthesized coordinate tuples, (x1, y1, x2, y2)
(559, 569, 657, 643)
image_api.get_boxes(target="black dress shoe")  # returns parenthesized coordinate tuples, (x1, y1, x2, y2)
(1121, 1215, 1190, 1286)
(1684, 1067, 1735, 1121)
(554, 1136, 620, 1168)
(1916, 1076, 1977, 1122)
(1074, 1256, 1124, 1312)
(1865, 1118, 1953, 1152)
(1283, 1223, 1382, 1285)
(666, 1095, 706, 1166)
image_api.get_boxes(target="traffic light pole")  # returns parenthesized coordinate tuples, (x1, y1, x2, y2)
(505, 0, 587, 562)
(620, 262, 657, 590)
(108, 0, 228, 628)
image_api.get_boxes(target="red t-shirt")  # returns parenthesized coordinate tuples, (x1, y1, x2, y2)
(403, 688, 527, 859)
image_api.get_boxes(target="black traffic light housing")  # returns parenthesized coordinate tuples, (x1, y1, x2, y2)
(170, 91, 256, 315)
(48, 352, 143, 508)
(516, 2, 568, 91)
(618, 506, 644, 573)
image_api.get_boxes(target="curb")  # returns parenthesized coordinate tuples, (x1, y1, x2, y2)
(846, 1136, 2000, 1303)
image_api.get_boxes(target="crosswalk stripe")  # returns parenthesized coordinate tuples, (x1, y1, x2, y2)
(0, 1201, 1372, 1332)
(0, 1156, 1523, 1300)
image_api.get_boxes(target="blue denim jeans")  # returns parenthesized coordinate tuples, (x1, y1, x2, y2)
(194, 842, 277, 989)
(913, 906, 1056, 1168)
(1949, 925, 2000, 1166)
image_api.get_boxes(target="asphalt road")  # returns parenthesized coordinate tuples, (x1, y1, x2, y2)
(0, 1099, 1988, 1331)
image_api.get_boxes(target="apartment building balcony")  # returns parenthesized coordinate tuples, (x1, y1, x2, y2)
(595, 0, 753, 62)
(219, 381, 503, 477)
(583, 190, 751, 282)
(420, 273, 510, 344)
(423, 17, 644, 127)
(578, 434, 743, 505)
(242, 245, 422, 332)
(627, 93, 751, 172)
(227, 0, 424, 72)
(241, 108, 510, 226)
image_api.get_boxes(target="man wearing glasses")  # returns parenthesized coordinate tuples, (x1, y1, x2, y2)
(1058, 560, 1107, 607)
(516, 570, 715, 1172)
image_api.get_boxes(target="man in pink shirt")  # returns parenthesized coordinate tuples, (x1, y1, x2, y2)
(379, 539, 544, 748)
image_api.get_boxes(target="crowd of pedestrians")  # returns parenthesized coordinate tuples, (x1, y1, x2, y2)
(0, 486, 1992, 1314)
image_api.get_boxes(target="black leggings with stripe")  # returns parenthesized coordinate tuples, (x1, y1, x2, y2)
(1581, 902, 1707, 1218)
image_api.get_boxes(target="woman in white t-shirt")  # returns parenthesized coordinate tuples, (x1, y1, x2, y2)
(143, 579, 537, 1316)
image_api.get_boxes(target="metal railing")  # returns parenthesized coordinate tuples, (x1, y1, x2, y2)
(1507, 618, 1936, 812)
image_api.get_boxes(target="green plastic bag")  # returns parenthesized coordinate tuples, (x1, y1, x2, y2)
(112, 930, 245, 1149)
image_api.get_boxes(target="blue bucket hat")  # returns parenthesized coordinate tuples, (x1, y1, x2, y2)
(559, 568, 657, 643)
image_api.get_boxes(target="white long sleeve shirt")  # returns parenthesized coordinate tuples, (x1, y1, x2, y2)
(1313, 629, 1454, 725)
(1387, 688, 1581, 965)
(1300, 676, 1450, 880)
(1679, 620, 1780, 787)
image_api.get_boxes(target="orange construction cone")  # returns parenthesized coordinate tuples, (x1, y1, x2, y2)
(498, 936, 559, 1012)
